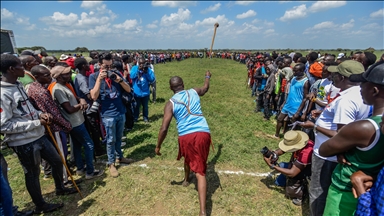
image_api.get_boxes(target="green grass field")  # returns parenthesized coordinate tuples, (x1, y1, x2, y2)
(5, 58, 312, 215)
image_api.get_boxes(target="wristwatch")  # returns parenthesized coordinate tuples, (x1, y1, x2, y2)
(119, 79, 123, 83)
(313, 124, 318, 133)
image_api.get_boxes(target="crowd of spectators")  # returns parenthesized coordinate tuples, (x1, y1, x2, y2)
(238, 50, 383, 215)
(0, 49, 193, 214)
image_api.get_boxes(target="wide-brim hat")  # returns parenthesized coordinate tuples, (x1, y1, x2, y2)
(279, 130, 309, 153)
(59, 54, 69, 61)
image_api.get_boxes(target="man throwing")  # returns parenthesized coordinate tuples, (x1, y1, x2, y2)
(155, 71, 212, 216)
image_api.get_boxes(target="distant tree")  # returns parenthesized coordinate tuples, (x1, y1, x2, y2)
(17, 46, 46, 53)
(337, 48, 343, 52)
(75, 47, 89, 53)
(365, 47, 375, 53)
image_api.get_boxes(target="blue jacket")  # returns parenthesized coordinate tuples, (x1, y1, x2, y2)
(130, 65, 155, 98)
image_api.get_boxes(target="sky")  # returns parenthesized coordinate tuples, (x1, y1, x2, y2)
(1, 1, 383, 50)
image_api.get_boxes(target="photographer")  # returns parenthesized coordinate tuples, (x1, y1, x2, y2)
(263, 130, 314, 206)
(89, 53, 134, 178)
(130, 58, 156, 123)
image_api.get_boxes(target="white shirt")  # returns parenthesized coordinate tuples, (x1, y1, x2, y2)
(315, 78, 340, 110)
(314, 86, 371, 162)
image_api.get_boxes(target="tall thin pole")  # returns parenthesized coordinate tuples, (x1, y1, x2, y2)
(209, 23, 219, 59)
(45, 126, 83, 198)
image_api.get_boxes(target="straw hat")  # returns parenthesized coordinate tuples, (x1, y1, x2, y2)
(279, 131, 309, 153)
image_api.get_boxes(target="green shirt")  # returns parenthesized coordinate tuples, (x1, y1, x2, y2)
(18, 71, 35, 93)
(331, 115, 384, 191)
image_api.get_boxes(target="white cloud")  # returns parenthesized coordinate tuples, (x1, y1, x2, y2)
(264, 20, 274, 27)
(40, 3, 121, 38)
(146, 20, 158, 29)
(236, 10, 257, 19)
(265, 29, 275, 34)
(303, 19, 354, 34)
(1, 8, 14, 20)
(114, 19, 139, 30)
(195, 15, 228, 26)
(26, 24, 36, 31)
(146, 23, 158, 29)
(80, 1, 103, 9)
(235, 1, 256, 6)
(201, 3, 221, 14)
(308, 1, 346, 13)
(279, 4, 307, 22)
(311, 21, 336, 30)
(370, 9, 384, 18)
(151, 1, 197, 8)
(1, 8, 35, 30)
(41, 2, 117, 30)
(350, 30, 364, 35)
(40, 12, 79, 26)
(264, 29, 278, 37)
(237, 22, 262, 34)
(251, 19, 274, 28)
(339, 19, 354, 30)
(160, 8, 191, 26)
(361, 23, 381, 30)
(279, 1, 346, 23)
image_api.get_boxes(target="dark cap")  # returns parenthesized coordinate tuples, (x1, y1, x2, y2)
(20, 50, 37, 56)
(349, 61, 384, 85)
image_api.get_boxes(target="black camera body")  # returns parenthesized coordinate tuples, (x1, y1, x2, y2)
(260, 146, 279, 165)
(143, 62, 151, 71)
(106, 69, 118, 80)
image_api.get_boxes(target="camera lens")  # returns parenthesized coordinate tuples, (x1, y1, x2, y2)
(110, 74, 117, 80)
(107, 71, 117, 80)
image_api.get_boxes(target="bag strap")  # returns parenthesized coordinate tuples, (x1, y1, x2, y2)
(171, 90, 203, 119)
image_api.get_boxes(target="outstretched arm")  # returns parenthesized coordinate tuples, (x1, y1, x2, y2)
(155, 101, 174, 156)
(193, 71, 212, 96)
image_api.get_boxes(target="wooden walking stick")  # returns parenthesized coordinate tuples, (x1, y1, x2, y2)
(45, 126, 83, 198)
(209, 23, 219, 59)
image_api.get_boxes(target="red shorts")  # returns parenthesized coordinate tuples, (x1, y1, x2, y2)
(177, 132, 211, 176)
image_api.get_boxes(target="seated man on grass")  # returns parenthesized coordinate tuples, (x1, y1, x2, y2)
(263, 130, 313, 206)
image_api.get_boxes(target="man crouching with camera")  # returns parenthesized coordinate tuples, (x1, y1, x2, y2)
(262, 130, 314, 206)
(89, 53, 134, 178)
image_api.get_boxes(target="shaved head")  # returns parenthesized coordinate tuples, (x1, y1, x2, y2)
(170, 76, 184, 91)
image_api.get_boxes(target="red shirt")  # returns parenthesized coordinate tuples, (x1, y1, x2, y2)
(280, 78, 287, 92)
(293, 140, 314, 165)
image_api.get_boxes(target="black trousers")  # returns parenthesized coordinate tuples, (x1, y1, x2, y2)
(84, 112, 104, 155)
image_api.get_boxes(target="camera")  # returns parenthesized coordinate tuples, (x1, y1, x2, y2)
(106, 69, 118, 80)
(260, 146, 279, 164)
(143, 62, 150, 71)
